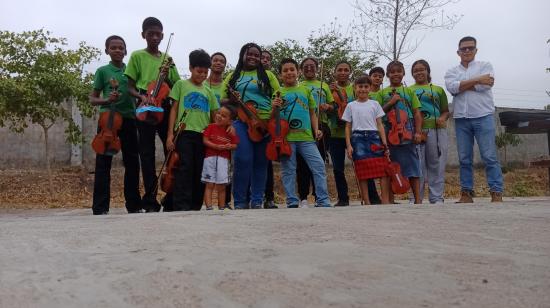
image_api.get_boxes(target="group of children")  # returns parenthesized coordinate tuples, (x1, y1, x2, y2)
(91, 16, 449, 215)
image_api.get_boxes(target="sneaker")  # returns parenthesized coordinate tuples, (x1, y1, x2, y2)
(205, 206, 213, 210)
(490, 191, 503, 202)
(287, 204, 299, 208)
(300, 199, 309, 209)
(314, 203, 332, 208)
(251, 204, 263, 209)
(333, 200, 349, 207)
(456, 190, 474, 203)
(224, 204, 233, 210)
(264, 200, 278, 209)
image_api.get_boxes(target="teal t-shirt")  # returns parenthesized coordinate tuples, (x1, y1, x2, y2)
(93, 62, 135, 119)
(329, 83, 354, 139)
(408, 83, 448, 129)
(221, 69, 280, 120)
(277, 85, 316, 142)
(299, 80, 334, 125)
(169, 79, 219, 133)
(205, 81, 223, 107)
(124, 49, 180, 91)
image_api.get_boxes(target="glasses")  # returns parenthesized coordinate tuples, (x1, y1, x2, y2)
(459, 46, 476, 52)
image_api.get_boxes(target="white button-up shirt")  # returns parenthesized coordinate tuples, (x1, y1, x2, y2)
(444, 60, 495, 119)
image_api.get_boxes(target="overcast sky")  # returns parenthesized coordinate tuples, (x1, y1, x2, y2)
(2, 0, 549, 109)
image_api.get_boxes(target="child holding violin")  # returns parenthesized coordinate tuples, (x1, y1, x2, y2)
(343, 75, 390, 205)
(328, 60, 355, 207)
(125, 17, 180, 212)
(261, 50, 278, 209)
(221, 43, 280, 210)
(201, 105, 239, 210)
(373, 61, 423, 204)
(272, 58, 330, 208)
(166, 49, 219, 211)
(90, 35, 141, 215)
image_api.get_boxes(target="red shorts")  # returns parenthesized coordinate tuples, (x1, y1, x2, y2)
(353, 157, 389, 180)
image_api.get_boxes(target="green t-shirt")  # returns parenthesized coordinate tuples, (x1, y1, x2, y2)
(93, 62, 135, 119)
(205, 81, 223, 107)
(408, 83, 448, 129)
(329, 83, 354, 139)
(124, 49, 180, 91)
(299, 80, 334, 125)
(374, 85, 421, 123)
(169, 79, 219, 133)
(277, 85, 316, 142)
(221, 69, 280, 120)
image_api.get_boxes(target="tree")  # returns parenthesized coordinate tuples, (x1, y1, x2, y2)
(266, 20, 377, 82)
(0, 29, 100, 194)
(495, 132, 522, 166)
(352, 0, 462, 61)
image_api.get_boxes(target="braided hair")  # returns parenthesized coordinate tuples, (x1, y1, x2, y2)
(228, 42, 273, 98)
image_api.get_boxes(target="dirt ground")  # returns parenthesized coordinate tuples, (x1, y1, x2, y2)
(1, 199, 549, 307)
(0, 165, 548, 209)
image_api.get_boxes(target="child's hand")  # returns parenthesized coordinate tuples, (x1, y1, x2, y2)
(319, 104, 332, 112)
(329, 82, 338, 92)
(389, 92, 401, 105)
(315, 129, 323, 140)
(107, 91, 119, 103)
(272, 96, 283, 108)
(346, 145, 353, 159)
(383, 145, 390, 158)
(436, 116, 447, 128)
(166, 135, 175, 152)
(226, 125, 236, 136)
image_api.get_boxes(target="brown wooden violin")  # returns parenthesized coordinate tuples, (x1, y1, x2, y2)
(159, 121, 186, 193)
(136, 33, 174, 125)
(387, 89, 413, 146)
(228, 87, 267, 142)
(332, 86, 348, 124)
(91, 78, 123, 156)
(266, 91, 292, 161)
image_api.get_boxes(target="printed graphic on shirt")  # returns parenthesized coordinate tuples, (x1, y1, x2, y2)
(183, 92, 210, 112)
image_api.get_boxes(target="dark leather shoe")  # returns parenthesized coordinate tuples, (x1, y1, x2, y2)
(333, 200, 349, 207)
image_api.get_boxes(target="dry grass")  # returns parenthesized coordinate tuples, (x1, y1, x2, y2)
(0, 165, 548, 209)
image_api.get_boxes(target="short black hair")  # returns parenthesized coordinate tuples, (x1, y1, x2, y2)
(354, 75, 372, 86)
(211, 52, 226, 62)
(105, 35, 126, 50)
(411, 59, 432, 83)
(334, 60, 352, 71)
(189, 49, 211, 68)
(459, 36, 476, 47)
(386, 60, 405, 76)
(369, 66, 384, 76)
(220, 104, 236, 119)
(300, 57, 318, 69)
(262, 50, 273, 58)
(142, 17, 163, 32)
(278, 58, 299, 73)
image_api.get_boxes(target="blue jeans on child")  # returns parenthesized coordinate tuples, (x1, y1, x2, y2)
(232, 120, 269, 209)
(455, 114, 503, 193)
(281, 141, 330, 207)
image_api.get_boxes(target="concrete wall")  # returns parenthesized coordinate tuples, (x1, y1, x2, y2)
(1, 104, 548, 169)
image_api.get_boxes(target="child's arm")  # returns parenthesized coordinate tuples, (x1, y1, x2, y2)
(309, 108, 322, 140)
(89, 89, 118, 106)
(166, 101, 179, 151)
(203, 135, 224, 151)
(413, 108, 423, 143)
(127, 78, 147, 103)
(345, 122, 353, 159)
(376, 117, 390, 157)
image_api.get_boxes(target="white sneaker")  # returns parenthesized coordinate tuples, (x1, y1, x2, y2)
(300, 199, 309, 208)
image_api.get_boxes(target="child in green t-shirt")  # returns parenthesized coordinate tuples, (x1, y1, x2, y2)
(124, 17, 180, 213)
(368, 66, 385, 97)
(374, 60, 423, 204)
(90, 35, 141, 215)
(166, 49, 219, 211)
(271, 58, 331, 208)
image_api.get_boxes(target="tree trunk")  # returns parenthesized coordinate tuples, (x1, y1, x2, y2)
(41, 123, 54, 196)
(393, 0, 399, 61)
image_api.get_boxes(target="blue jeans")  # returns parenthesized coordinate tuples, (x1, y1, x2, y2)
(329, 137, 348, 202)
(455, 114, 503, 193)
(281, 142, 330, 207)
(232, 120, 269, 208)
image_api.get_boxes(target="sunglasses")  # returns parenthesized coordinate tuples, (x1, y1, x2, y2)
(459, 46, 476, 52)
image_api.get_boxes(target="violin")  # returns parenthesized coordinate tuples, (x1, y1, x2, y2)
(266, 91, 292, 161)
(136, 33, 174, 125)
(228, 87, 267, 142)
(159, 122, 186, 193)
(331, 86, 348, 125)
(91, 78, 123, 156)
(386, 159, 410, 194)
(387, 89, 413, 146)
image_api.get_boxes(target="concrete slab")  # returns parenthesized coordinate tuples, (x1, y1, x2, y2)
(1, 198, 549, 308)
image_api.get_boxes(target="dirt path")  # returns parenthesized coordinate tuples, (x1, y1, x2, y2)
(1, 198, 549, 307)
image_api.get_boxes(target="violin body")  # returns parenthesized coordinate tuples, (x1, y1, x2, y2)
(160, 150, 179, 193)
(229, 87, 268, 142)
(332, 87, 348, 123)
(387, 108, 413, 146)
(266, 104, 292, 161)
(92, 78, 123, 156)
(386, 161, 410, 194)
(136, 56, 174, 125)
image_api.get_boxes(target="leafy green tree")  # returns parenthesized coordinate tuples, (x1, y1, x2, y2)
(352, 0, 462, 61)
(495, 132, 522, 166)
(265, 20, 377, 82)
(0, 29, 100, 193)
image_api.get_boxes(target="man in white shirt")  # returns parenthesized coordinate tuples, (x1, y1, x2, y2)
(445, 36, 503, 203)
